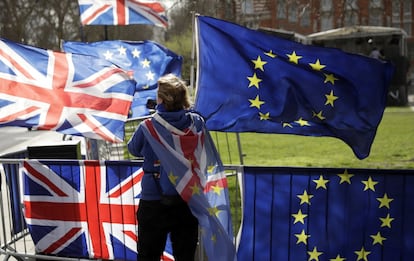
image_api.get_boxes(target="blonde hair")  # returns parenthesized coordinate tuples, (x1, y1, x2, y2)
(157, 74, 191, 111)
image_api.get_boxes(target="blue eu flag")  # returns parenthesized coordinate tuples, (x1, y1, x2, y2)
(194, 16, 394, 159)
(63, 40, 182, 118)
(237, 167, 414, 261)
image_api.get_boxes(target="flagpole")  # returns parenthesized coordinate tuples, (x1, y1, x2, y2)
(190, 11, 196, 93)
(236, 133, 245, 165)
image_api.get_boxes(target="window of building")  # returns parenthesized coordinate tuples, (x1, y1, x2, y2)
(321, 13, 333, 31)
(345, 0, 358, 10)
(241, 0, 254, 14)
(288, 4, 298, 22)
(277, 0, 286, 19)
(321, 0, 332, 12)
(403, 0, 412, 19)
(344, 10, 358, 26)
(300, 4, 310, 27)
(370, 0, 383, 9)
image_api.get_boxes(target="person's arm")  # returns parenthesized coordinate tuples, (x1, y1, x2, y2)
(127, 124, 145, 157)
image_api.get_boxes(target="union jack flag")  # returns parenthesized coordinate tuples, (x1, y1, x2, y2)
(0, 38, 135, 142)
(63, 40, 182, 118)
(78, 0, 168, 27)
(140, 113, 236, 261)
(20, 160, 174, 261)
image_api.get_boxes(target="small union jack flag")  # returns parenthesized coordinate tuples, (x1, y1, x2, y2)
(78, 0, 168, 27)
(20, 160, 174, 261)
(0, 38, 135, 142)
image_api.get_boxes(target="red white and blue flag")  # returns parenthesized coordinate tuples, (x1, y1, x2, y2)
(63, 40, 182, 118)
(78, 0, 168, 27)
(20, 160, 174, 261)
(0, 38, 135, 142)
(140, 113, 236, 261)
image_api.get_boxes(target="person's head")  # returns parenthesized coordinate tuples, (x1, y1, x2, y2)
(157, 74, 191, 111)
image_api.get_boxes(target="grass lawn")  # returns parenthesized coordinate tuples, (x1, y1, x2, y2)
(212, 106, 414, 169)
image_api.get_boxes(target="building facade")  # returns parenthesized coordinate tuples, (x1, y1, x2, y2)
(233, 0, 414, 70)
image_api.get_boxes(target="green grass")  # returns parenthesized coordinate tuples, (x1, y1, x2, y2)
(212, 106, 414, 169)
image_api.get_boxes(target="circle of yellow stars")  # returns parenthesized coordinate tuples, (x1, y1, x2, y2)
(247, 50, 340, 126)
(291, 169, 395, 261)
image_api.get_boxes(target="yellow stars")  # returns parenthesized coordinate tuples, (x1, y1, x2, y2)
(287, 51, 302, 64)
(259, 112, 270, 120)
(251, 56, 267, 71)
(294, 229, 310, 245)
(189, 183, 201, 196)
(312, 110, 326, 120)
(211, 185, 223, 196)
(370, 232, 386, 245)
(361, 176, 378, 192)
(377, 193, 394, 209)
(292, 209, 308, 224)
(249, 95, 265, 109)
(330, 255, 346, 261)
(247, 73, 262, 89)
(297, 190, 314, 205)
(325, 90, 338, 107)
(313, 175, 329, 189)
(354, 246, 370, 261)
(308, 246, 323, 261)
(283, 122, 293, 128)
(324, 73, 338, 84)
(338, 169, 354, 184)
(207, 206, 222, 217)
(295, 117, 310, 126)
(168, 172, 179, 185)
(380, 213, 394, 228)
(309, 59, 326, 71)
(264, 50, 277, 58)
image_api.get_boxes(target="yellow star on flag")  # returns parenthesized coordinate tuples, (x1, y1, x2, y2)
(312, 110, 326, 120)
(325, 90, 338, 107)
(264, 50, 277, 58)
(292, 209, 308, 224)
(168, 172, 179, 185)
(297, 190, 314, 205)
(283, 122, 293, 128)
(247, 73, 262, 89)
(294, 229, 310, 245)
(259, 112, 270, 120)
(330, 255, 346, 261)
(362, 176, 378, 191)
(211, 184, 223, 195)
(252, 55, 267, 71)
(377, 193, 394, 209)
(354, 246, 370, 261)
(309, 59, 326, 71)
(380, 213, 394, 228)
(208, 206, 222, 217)
(141, 58, 151, 68)
(249, 95, 265, 109)
(324, 73, 338, 84)
(295, 117, 310, 126)
(308, 246, 323, 261)
(313, 175, 330, 189)
(287, 51, 302, 64)
(338, 169, 354, 184)
(190, 183, 201, 195)
(370, 232, 386, 245)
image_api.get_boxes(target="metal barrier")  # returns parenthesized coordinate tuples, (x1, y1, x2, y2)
(0, 159, 243, 261)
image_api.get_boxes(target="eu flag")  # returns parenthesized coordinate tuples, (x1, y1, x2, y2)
(237, 166, 414, 261)
(63, 40, 182, 118)
(194, 16, 394, 159)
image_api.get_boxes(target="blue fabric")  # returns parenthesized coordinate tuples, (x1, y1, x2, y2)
(194, 16, 394, 159)
(63, 40, 182, 118)
(237, 166, 414, 261)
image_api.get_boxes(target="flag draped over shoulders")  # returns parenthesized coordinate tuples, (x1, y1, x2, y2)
(77, 0, 168, 27)
(194, 15, 394, 160)
(140, 112, 236, 261)
(0, 38, 135, 142)
(63, 40, 182, 118)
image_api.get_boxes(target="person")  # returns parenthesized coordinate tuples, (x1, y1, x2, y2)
(127, 74, 200, 261)
(369, 47, 384, 60)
